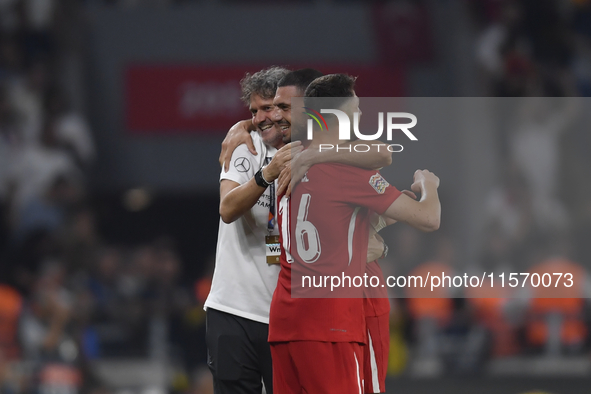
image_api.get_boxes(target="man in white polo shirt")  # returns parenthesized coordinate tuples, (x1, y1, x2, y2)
(204, 66, 299, 394)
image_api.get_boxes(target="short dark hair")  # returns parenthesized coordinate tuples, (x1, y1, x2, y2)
(304, 73, 356, 98)
(240, 66, 289, 105)
(277, 68, 324, 94)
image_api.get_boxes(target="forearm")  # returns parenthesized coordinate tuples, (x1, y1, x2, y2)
(414, 184, 441, 232)
(313, 141, 392, 170)
(383, 184, 440, 232)
(220, 178, 267, 224)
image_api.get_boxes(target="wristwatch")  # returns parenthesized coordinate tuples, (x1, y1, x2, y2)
(255, 167, 271, 188)
(380, 241, 389, 259)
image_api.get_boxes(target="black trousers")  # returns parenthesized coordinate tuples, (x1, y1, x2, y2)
(206, 308, 273, 394)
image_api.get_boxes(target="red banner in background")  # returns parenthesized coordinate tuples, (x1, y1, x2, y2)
(125, 65, 405, 135)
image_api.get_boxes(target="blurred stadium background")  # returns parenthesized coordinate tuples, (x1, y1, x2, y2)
(1, 0, 591, 393)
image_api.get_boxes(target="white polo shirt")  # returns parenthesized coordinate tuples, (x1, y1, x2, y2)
(205, 131, 281, 324)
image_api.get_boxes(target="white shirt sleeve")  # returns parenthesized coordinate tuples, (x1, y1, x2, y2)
(219, 135, 265, 185)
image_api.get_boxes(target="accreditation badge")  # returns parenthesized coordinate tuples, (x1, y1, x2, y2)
(265, 235, 281, 264)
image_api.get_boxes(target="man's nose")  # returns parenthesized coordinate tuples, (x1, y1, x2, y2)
(271, 107, 282, 122)
(253, 111, 266, 126)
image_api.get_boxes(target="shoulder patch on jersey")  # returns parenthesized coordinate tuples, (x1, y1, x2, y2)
(233, 157, 251, 172)
(369, 173, 389, 194)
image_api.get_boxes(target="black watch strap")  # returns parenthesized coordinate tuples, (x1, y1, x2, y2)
(255, 167, 271, 188)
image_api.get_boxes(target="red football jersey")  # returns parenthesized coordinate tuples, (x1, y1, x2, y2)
(269, 163, 401, 343)
(364, 261, 391, 317)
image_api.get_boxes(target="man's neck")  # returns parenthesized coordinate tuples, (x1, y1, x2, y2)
(309, 130, 340, 148)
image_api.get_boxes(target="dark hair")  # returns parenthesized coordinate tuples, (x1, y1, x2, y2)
(277, 68, 324, 94)
(304, 73, 356, 98)
(240, 66, 289, 105)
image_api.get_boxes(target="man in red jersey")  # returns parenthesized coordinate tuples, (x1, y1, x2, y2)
(273, 71, 398, 394)
(270, 74, 441, 393)
(274, 71, 407, 394)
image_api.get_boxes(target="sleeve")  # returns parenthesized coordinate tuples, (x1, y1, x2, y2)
(219, 143, 261, 186)
(330, 165, 402, 215)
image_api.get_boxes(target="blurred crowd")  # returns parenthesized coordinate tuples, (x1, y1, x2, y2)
(0, 1, 211, 393)
(472, 0, 591, 97)
(377, 0, 591, 377)
(472, 0, 591, 311)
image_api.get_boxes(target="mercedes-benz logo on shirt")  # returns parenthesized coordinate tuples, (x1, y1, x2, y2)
(234, 157, 250, 172)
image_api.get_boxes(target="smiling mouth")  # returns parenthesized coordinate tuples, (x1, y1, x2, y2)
(259, 123, 274, 133)
(278, 123, 290, 134)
